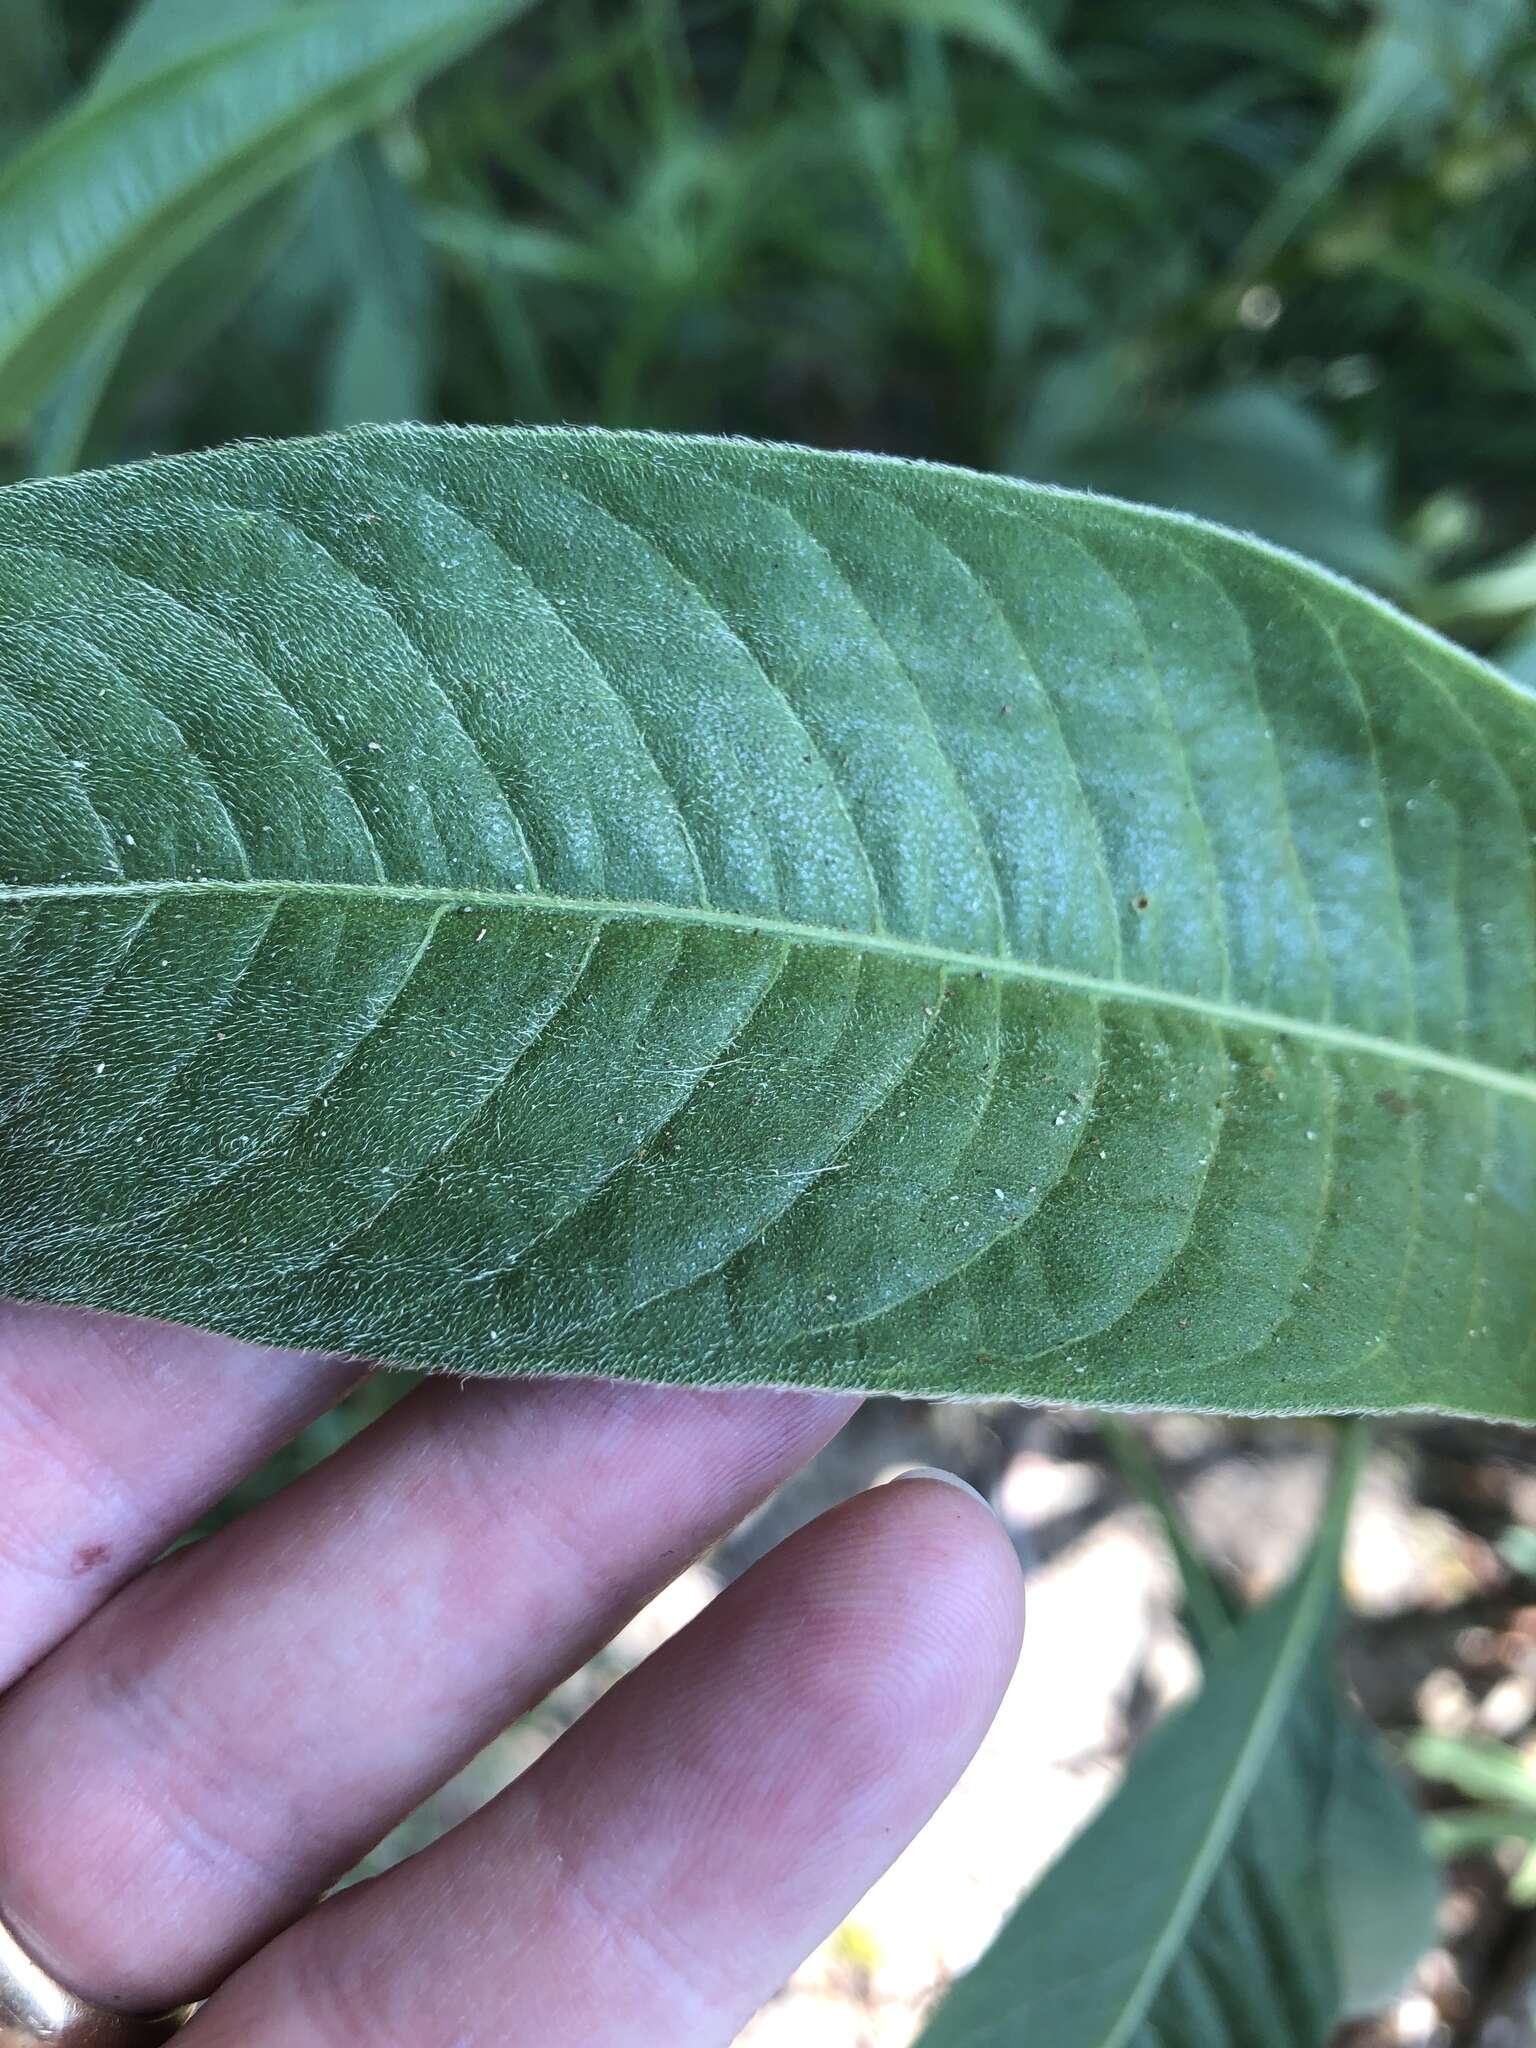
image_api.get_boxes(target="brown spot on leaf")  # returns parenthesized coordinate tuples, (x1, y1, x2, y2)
(1374, 1088, 1414, 1120)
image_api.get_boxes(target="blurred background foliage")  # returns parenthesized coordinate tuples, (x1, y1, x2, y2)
(3, 0, 1536, 672)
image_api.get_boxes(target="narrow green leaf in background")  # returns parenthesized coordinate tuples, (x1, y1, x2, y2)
(21, 0, 318, 478)
(318, 136, 438, 431)
(1409, 1729, 1536, 1818)
(0, 0, 534, 430)
(0, 427, 1531, 1416)
(914, 1428, 1437, 2045)
(23, 177, 315, 480)
(1101, 1417, 1440, 2022)
(94, 0, 304, 93)
(1313, 1689, 1441, 2014)
(845, 0, 1070, 95)
(1410, 1728, 1536, 1901)
(1098, 1415, 1238, 1654)
(1241, 0, 1529, 272)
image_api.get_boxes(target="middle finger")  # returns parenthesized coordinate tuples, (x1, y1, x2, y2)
(0, 1373, 853, 2015)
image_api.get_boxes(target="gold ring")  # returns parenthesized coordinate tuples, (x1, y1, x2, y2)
(0, 1912, 196, 2046)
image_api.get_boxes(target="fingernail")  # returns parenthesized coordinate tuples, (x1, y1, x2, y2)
(887, 1465, 996, 1513)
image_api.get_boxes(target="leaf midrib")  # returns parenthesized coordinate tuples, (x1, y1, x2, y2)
(7, 873, 1533, 1107)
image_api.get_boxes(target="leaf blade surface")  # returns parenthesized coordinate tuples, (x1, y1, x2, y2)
(0, 425, 1531, 1415)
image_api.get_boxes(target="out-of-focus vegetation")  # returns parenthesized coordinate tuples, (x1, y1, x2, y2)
(1413, 1729, 1536, 1905)
(4, 0, 1535, 664)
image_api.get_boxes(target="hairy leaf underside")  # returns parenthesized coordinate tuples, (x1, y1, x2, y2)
(0, 427, 1531, 1415)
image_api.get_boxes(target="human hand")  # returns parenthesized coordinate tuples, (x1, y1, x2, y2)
(0, 1305, 1024, 2045)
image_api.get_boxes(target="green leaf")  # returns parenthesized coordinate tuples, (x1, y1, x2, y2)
(23, 315, 137, 481)
(92, 0, 304, 95)
(1013, 382, 1410, 594)
(1407, 1731, 1536, 1811)
(1424, 1807, 1536, 1856)
(1099, 1418, 1437, 2017)
(1432, 539, 1536, 635)
(915, 1428, 1436, 2045)
(317, 138, 437, 431)
(0, 426, 1532, 1415)
(24, 176, 314, 479)
(1412, 1731, 1536, 1904)
(1097, 1417, 1237, 1656)
(845, 0, 1069, 94)
(1322, 1715, 1441, 2016)
(0, 0, 535, 430)
(1241, 0, 1530, 270)
(21, 0, 319, 479)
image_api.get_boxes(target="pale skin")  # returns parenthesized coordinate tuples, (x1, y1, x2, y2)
(0, 1304, 1025, 2044)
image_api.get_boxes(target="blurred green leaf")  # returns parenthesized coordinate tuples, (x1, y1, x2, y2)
(1408, 1731, 1536, 1811)
(25, 181, 313, 477)
(1013, 378, 1410, 593)
(1411, 1730, 1536, 1903)
(21, 0, 319, 477)
(845, 0, 1068, 94)
(424, 206, 602, 287)
(1425, 1807, 1536, 1855)
(319, 138, 438, 429)
(25, 315, 135, 479)
(0, 0, 538, 430)
(1435, 540, 1536, 632)
(916, 1428, 1435, 2045)
(10, 0, 1530, 567)
(1098, 1416, 1236, 1657)
(93, 0, 303, 92)
(1323, 1715, 1442, 2017)
(1243, 0, 1532, 268)
(1102, 1418, 1438, 2022)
